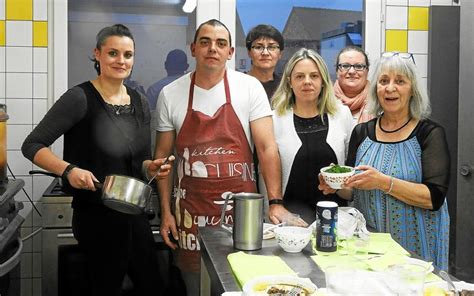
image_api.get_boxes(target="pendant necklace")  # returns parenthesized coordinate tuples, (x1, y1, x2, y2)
(112, 86, 124, 115)
(379, 116, 412, 133)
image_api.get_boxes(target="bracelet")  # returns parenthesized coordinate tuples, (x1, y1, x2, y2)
(61, 164, 77, 183)
(385, 176, 394, 194)
(269, 199, 284, 205)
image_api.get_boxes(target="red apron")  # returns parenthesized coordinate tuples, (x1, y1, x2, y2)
(174, 72, 257, 272)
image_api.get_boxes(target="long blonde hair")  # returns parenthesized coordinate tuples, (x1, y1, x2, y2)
(272, 48, 337, 117)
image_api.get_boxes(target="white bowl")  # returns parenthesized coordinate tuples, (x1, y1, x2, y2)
(320, 165, 355, 189)
(274, 226, 312, 253)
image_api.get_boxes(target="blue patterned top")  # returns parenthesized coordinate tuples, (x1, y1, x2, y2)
(348, 119, 450, 270)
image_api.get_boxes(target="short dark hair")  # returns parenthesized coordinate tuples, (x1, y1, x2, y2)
(92, 24, 135, 75)
(245, 24, 284, 51)
(193, 19, 232, 47)
(335, 45, 369, 70)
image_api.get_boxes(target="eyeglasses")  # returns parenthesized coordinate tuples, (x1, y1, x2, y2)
(337, 63, 368, 72)
(251, 45, 280, 53)
(381, 52, 416, 64)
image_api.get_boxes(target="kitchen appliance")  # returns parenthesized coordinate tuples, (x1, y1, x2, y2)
(220, 192, 264, 251)
(0, 179, 25, 296)
(41, 177, 166, 296)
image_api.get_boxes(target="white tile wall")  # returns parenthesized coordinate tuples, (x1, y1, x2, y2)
(0, 0, 4, 19)
(32, 224, 42, 249)
(5, 98, 33, 124)
(7, 124, 32, 149)
(33, 73, 47, 98)
(8, 150, 33, 176)
(18, 197, 33, 228)
(6, 73, 33, 99)
(0, 73, 5, 98)
(420, 77, 428, 93)
(0, 47, 5, 71)
(431, 0, 453, 5)
(33, 278, 41, 296)
(408, 30, 429, 53)
(21, 227, 33, 252)
(6, 46, 33, 72)
(386, 0, 408, 5)
(33, 48, 47, 73)
(409, 0, 430, 6)
(20, 252, 32, 278)
(413, 54, 428, 77)
(385, 6, 408, 29)
(33, 0, 48, 21)
(33, 99, 47, 124)
(21, 278, 32, 296)
(6, 21, 33, 47)
(32, 175, 51, 202)
(32, 252, 41, 278)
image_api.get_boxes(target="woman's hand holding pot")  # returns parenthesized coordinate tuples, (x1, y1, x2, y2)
(66, 166, 99, 191)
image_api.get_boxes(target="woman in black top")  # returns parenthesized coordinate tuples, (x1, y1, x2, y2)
(262, 48, 354, 224)
(22, 24, 172, 295)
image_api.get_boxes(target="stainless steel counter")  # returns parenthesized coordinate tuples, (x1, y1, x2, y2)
(198, 226, 326, 295)
(199, 227, 458, 296)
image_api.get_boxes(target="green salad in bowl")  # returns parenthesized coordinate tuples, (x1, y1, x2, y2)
(320, 164, 355, 189)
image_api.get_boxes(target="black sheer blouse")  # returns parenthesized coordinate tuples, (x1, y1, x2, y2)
(346, 118, 450, 211)
(284, 114, 347, 222)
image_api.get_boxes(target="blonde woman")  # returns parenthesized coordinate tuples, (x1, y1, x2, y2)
(263, 48, 353, 224)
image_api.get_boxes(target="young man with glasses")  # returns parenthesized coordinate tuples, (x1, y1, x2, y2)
(334, 45, 373, 125)
(245, 24, 284, 101)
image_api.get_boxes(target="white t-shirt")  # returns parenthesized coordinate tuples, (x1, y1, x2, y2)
(156, 68, 272, 147)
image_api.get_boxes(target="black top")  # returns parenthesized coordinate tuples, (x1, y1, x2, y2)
(346, 118, 450, 211)
(22, 81, 151, 209)
(261, 73, 281, 101)
(284, 114, 347, 223)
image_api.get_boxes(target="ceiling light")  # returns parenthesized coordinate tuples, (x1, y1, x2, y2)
(182, 0, 196, 13)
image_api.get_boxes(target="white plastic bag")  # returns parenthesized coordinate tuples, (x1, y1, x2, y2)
(337, 207, 369, 239)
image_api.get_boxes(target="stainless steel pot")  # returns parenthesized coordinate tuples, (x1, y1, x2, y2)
(99, 175, 152, 215)
(29, 170, 151, 215)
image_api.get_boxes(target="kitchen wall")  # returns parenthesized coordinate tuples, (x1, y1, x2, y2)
(365, 0, 460, 91)
(1, 0, 462, 295)
(1, 0, 50, 295)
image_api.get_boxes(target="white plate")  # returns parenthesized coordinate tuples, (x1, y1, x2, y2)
(242, 275, 317, 296)
(405, 257, 434, 275)
(263, 223, 276, 240)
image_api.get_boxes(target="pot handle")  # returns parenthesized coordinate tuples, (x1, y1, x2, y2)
(93, 181, 103, 190)
(220, 192, 233, 233)
(29, 170, 59, 178)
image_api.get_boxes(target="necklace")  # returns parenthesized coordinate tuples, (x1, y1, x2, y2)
(379, 116, 412, 133)
(97, 80, 124, 115)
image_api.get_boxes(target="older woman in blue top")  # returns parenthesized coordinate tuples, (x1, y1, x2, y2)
(320, 52, 450, 270)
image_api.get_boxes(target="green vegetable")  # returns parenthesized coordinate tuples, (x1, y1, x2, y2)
(325, 164, 352, 173)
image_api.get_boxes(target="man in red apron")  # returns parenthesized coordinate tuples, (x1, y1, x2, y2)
(154, 19, 288, 294)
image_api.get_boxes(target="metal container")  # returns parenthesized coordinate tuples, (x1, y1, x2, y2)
(0, 105, 9, 185)
(315, 201, 338, 253)
(220, 192, 263, 251)
(101, 175, 152, 215)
